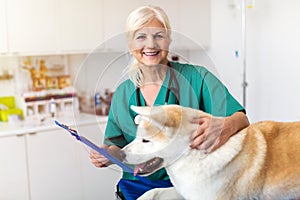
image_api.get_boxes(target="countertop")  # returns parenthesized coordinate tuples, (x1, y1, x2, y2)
(0, 112, 108, 138)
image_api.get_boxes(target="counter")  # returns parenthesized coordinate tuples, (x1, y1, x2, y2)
(0, 112, 108, 138)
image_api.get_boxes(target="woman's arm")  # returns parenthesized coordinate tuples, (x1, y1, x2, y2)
(190, 111, 249, 153)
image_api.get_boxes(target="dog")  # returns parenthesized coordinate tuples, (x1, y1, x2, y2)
(121, 104, 300, 200)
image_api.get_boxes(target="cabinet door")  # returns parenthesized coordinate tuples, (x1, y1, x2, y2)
(102, 0, 144, 51)
(59, 0, 103, 52)
(26, 130, 82, 200)
(77, 123, 121, 200)
(0, 135, 30, 200)
(6, 0, 58, 54)
(0, 0, 7, 54)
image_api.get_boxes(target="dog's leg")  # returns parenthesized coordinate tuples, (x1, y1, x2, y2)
(138, 187, 184, 200)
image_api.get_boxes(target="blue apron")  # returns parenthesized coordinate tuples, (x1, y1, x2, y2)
(117, 178, 173, 200)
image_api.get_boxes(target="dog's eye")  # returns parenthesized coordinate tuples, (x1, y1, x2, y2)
(142, 139, 150, 143)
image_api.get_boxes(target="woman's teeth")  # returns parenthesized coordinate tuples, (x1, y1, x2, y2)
(143, 51, 159, 56)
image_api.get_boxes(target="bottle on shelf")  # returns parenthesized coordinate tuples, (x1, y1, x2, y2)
(49, 98, 56, 118)
(94, 92, 102, 115)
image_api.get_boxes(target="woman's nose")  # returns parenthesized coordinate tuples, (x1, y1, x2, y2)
(145, 36, 156, 48)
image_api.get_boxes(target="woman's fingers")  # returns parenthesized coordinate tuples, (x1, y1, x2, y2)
(190, 131, 206, 149)
(89, 149, 110, 168)
(190, 116, 225, 153)
(190, 117, 209, 148)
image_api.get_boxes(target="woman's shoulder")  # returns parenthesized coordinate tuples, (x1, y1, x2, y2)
(113, 79, 135, 96)
(170, 61, 209, 77)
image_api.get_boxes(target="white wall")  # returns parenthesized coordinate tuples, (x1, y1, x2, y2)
(247, 0, 300, 122)
(202, 0, 300, 123)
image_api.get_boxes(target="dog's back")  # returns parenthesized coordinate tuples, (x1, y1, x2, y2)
(205, 121, 300, 200)
(247, 121, 300, 199)
(126, 105, 300, 200)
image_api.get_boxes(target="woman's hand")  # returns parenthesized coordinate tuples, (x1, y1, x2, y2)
(89, 145, 122, 168)
(190, 116, 226, 153)
(89, 145, 112, 168)
(190, 112, 249, 153)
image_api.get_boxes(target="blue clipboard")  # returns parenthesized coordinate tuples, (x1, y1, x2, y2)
(54, 120, 151, 184)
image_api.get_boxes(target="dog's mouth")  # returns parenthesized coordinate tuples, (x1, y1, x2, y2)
(133, 157, 163, 176)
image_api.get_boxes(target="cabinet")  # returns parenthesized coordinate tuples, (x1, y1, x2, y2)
(59, 0, 103, 52)
(26, 129, 82, 200)
(3, 0, 106, 54)
(6, 0, 58, 54)
(0, 135, 30, 200)
(25, 121, 119, 200)
(0, 120, 117, 200)
(0, 0, 7, 54)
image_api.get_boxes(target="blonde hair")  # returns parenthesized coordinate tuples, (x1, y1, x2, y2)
(125, 5, 172, 86)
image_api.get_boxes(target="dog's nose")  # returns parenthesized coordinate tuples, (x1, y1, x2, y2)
(119, 150, 126, 162)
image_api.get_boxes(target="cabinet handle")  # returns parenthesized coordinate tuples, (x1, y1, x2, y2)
(28, 132, 37, 135)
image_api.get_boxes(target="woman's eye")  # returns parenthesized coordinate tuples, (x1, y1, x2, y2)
(136, 35, 146, 40)
(154, 34, 163, 39)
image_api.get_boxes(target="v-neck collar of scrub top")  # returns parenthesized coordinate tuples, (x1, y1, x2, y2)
(136, 67, 171, 106)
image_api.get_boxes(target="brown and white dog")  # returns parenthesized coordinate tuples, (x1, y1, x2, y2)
(121, 105, 300, 200)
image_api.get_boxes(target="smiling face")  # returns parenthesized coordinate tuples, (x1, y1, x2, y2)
(129, 18, 170, 66)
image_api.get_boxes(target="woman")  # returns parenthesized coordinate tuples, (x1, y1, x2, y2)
(90, 5, 249, 200)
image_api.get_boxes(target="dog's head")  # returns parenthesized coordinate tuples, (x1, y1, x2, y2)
(121, 104, 211, 176)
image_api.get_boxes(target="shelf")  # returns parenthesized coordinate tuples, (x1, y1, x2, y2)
(24, 93, 77, 102)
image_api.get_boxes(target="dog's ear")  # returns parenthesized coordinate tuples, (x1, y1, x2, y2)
(130, 105, 177, 119)
(131, 105, 211, 129)
(131, 105, 169, 133)
(131, 105, 170, 126)
(131, 105, 211, 120)
(131, 105, 157, 116)
(131, 105, 166, 120)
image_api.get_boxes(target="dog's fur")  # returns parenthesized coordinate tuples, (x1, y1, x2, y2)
(121, 105, 300, 200)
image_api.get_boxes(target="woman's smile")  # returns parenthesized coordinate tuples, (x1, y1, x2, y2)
(143, 51, 160, 56)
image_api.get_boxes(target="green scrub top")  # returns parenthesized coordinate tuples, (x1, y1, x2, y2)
(104, 61, 245, 181)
